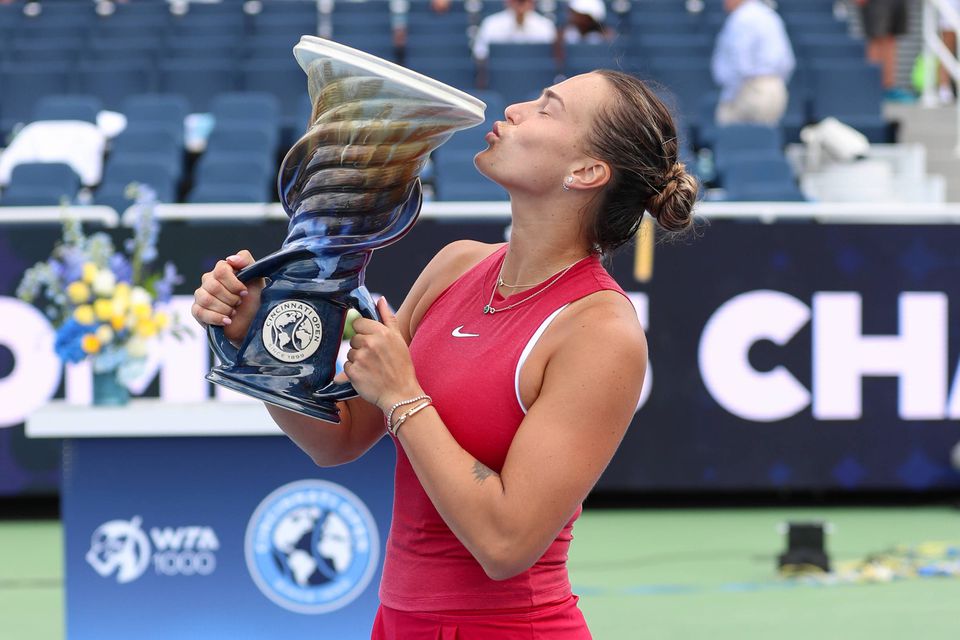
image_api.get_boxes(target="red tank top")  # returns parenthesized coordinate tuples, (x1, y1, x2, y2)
(379, 244, 627, 612)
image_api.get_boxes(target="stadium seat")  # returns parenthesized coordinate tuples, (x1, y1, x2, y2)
(206, 122, 278, 160)
(713, 124, 784, 170)
(188, 156, 274, 204)
(84, 36, 163, 63)
(721, 156, 796, 189)
(158, 60, 240, 113)
(0, 62, 71, 132)
(109, 128, 184, 181)
(210, 92, 281, 129)
(164, 36, 238, 60)
(9, 36, 84, 63)
(488, 43, 554, 65)
(0, 162, 81, 207)
(486, 59, 558, 106)
(809, 63, 889, 142)
(724, 181, 806, 202)
(31, 95, 102, 124)
(434, 153, 508, 201)
(122, 94, 191, 132)
(95, 158, 179, 213)
(405, 58, 477, 93)
(79, 62, 155, 112)
(241, 58, 311, 127)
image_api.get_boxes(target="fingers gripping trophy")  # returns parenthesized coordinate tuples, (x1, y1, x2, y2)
(206, 37, 485, 423)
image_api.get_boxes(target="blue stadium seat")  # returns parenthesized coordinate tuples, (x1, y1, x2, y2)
(244, 33, 302, 60)
(206, 123, 278, 158)
(85, 36, 162, 63)
(241, 58, 312, 126)
(648, 58, 716, 129)
(794, 34, 865, 62)
(724, 181, 806, 202)
(158, 60, 239, 113)
(109, 127, 184, 182)
(88, 14, 171, 38)
(488, 43, 554, 65)
(721, 156, 796, 189)
(563, 42, 625, 76)
(405, 57, 477, 93)
(210, 92, 281, 129)
(79, 62, 155, 112)
(168, 14, 246, 38)
(188, 156, 274, 204)
(9, 36, 84, 63)
(95, 158, 179, 212)
(434, 151, 508, 201)
(1, 162, 81, 207)
(487, 59, 558, 106)
(404, 33, 472, 59)
(713, 124, 784, 171)
(0, 62, 71, 132)
(32, 95, 103, 124)
(809, 63, 888, 142)
(249, 15, 316, 38)
(164, 35, 239, 59)
(122, 94, 191, 132)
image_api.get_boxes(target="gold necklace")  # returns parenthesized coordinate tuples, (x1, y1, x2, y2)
(482, 255, 589, 315)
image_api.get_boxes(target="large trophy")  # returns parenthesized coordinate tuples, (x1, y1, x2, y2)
(206, 37, 485, 423)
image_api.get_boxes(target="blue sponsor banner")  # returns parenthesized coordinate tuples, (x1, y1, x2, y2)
(63, 435, 394, 639)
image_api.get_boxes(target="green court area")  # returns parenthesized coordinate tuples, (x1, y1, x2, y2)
(1, 507, 957, 639)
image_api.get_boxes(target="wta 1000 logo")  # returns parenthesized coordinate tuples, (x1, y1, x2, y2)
(86, 516, 220, 583)
(245, 480, 380, 615)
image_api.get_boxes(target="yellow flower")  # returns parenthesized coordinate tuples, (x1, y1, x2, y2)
(153, 312, 169, 330)
(114, 281, 131, 300)
(67, 281, 91, 305)
(95, 325, 114, 345)
(135, 318, 157, 338)
(81, 334, 101, 354)
(132, 302, 152, 320)
(73, 305, 95, 325)
(82, 263, 98, 284)
(94, 298, 114, 322)
(110, 314, 126, 331)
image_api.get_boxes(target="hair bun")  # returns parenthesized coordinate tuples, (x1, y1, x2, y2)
(646, 162, 697, 233)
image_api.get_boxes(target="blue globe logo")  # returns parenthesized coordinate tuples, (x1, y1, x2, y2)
(245, 480, 379, 614)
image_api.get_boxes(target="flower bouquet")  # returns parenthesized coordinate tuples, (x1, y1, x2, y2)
(16, 185, 186, 405)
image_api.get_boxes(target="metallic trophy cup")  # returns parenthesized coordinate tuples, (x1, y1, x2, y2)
(206, 37, 485, 423)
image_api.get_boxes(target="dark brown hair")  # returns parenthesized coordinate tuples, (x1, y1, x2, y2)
(585, 69, 698, 254)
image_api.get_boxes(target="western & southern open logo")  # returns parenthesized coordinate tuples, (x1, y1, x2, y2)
(245, 479, 379, 614)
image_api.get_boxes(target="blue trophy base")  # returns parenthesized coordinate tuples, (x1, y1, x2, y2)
(206, 370, 355, 425)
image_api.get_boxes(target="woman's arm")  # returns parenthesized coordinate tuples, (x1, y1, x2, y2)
(347, 290, 646, 580)
(208, 241, 498, 467)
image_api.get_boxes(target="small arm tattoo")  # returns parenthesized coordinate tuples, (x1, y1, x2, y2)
(473, 460, 495, 484)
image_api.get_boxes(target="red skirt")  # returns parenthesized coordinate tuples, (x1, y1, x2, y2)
(370, 595, 592, 640)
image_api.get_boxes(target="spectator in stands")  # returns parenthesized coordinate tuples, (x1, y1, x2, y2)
(431, 0, 452, 12)
(939, 0, 958, 104)
(855, 0, 913, 101)
(711, 0, 795, 126)
(562, 0, 613, 44)
(472, 0, 557, 61)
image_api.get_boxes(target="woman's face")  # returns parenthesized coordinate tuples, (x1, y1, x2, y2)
(474, 72, 612, 196)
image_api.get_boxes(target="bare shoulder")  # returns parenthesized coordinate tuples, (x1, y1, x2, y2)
(550, 289, 646, 360)
(405, 240, 504, 337)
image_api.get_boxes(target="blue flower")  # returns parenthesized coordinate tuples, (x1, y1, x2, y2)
(154, 261, 182, 303)
(54, 319, 89, 364)
(109, 254, 133, 283)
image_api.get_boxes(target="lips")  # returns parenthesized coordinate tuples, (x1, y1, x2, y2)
(492, 121, 501, 137)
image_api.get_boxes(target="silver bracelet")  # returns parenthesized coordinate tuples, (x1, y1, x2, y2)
(385, 394, 431, 430)
(389, 400, 433, 437)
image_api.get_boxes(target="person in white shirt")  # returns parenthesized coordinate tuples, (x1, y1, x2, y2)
(711, 0, 795, 125)
(938, 0, 958, 104)
(472, 0, 558, 61)
(563, 0, 613, 44)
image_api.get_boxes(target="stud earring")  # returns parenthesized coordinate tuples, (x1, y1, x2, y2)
(562, 176, 574, 191)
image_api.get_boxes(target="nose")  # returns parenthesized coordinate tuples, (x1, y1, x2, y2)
(504, 102, 521, 124)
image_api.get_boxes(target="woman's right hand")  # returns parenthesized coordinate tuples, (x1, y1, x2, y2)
(191, 250, 265, 345)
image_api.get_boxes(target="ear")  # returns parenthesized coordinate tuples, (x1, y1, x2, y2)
(569, 159, 611, 191)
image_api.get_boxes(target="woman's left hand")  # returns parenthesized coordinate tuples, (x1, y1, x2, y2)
(344, 297, 423, 413)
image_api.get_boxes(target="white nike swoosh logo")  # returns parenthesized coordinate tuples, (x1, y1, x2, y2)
(452, 325, 480, 338)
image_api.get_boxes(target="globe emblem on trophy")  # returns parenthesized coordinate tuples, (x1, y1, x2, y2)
(262, 301, 323, 363)
(206, 37, 485, 422)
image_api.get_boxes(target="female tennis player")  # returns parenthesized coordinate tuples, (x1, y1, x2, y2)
(192, 70, 697, 639)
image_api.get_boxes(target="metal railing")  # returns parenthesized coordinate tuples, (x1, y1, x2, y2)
(922, 0, 960, 156)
